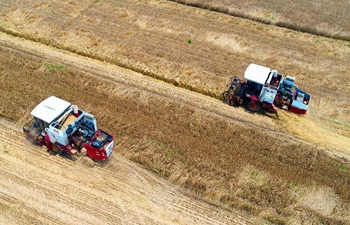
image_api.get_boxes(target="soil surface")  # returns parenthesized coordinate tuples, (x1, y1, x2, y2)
(0, 118, 259, 225)
(0, 0, 349, 224)
(170, 0, 350, 41)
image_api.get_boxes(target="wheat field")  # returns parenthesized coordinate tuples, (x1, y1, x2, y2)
(0, 0, 349, 224)
(1, 36, 349, 224)
(170, 0, 350, 41)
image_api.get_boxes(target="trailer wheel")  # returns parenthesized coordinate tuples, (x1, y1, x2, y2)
(246, 100, 262, 112)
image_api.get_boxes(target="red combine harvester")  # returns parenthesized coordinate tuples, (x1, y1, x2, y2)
(23, 96, 114, 165)
(222, 64, 311, 114)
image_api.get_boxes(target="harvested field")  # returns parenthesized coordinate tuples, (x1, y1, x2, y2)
(1, 32, 350, 224)
(0, 118, 257, 225)
(0, 0, 349, 224)
(171, 0, 350, 41)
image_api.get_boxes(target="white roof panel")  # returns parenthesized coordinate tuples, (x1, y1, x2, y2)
(31, 96, 71, 124)
(244, 64, 271, 85)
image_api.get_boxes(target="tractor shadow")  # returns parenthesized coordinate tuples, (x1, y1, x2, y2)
(242, 105, 280, 120)
(46, 149, 112, 168)
(47, 149, 78, 161)
(225, 103, 279, 120)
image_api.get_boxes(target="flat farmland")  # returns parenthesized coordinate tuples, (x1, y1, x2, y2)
(0, 117, 258, 225)
(171, 0, 350, 41)
(0, 0, 349, 134)
(0, 0, 349, 224)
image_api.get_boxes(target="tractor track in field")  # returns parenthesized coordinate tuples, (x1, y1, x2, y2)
(0, 157, 123, 215)
(0, 193, 63, 225)
(0, 171, 100, 225)
(0, 131, 243, 224)
(0, 118, 259, 225)
(0, 0, 250, 83)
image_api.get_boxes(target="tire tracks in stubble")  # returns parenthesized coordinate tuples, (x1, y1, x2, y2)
(0, 193, 49, 225)
(0, 160, 125, 225)
(0, 119, 127, 224)
(0, 125, 144, 224)
(0, 118, 259, 225)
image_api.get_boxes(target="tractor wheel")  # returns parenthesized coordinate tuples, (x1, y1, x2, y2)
(246, 100, 262, 112)
(82, 156, 95, 168)
(222, 93, 231, 103)
(48, 144, 59, 155)
(224, 93, 230, 100)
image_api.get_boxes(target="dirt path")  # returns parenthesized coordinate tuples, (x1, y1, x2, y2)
(0, 118, 260, 225)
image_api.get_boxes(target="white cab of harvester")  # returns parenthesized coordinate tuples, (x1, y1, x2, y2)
(244, 64, 284, 104)
(31, 96, 71, 125)
(30, 96, 98, 146)
(244, 64, 271, 85)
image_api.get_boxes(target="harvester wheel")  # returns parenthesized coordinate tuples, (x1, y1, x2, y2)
(48, 144, 60, 155)
(246, 100, 262, 112)
(82, 156, 95, 168)
(223, 93, 231, 100)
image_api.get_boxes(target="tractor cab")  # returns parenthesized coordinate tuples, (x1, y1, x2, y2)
(23, 96, 71, 145)
(244, 64, 281, 107)
(31, 96, 71, 131)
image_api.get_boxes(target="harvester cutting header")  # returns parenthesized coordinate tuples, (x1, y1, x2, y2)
(23, 96, 114, 163)
(222, 64, 311, 114)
